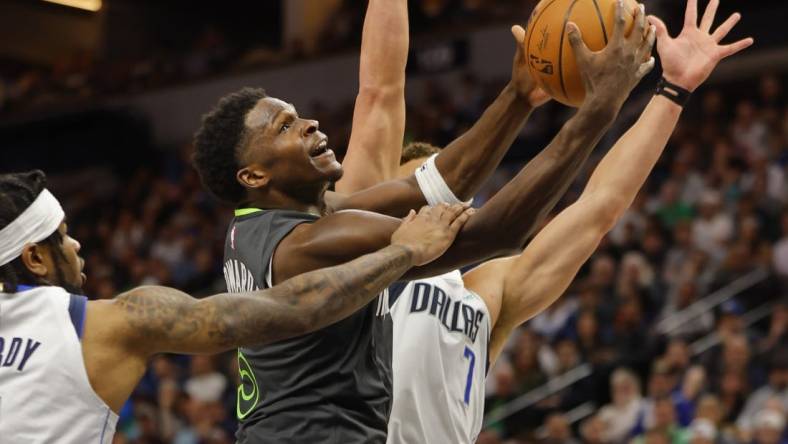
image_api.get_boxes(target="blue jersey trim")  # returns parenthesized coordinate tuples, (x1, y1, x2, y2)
(388, 281, 409, 307)
(68, 294, 88, 340)
(99, 408, 111, 443)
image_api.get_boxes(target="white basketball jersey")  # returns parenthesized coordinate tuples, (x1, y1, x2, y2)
(0, 286, 118, 443)
(388, 271, 491, 444)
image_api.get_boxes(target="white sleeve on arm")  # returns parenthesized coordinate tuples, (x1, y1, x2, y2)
(414, 154, 474, 206)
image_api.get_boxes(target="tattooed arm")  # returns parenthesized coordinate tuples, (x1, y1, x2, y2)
(97, 204, 471, 357)
(113, 245, 413, 355)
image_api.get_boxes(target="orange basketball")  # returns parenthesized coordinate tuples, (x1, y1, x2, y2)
(525, 0, 639, 107)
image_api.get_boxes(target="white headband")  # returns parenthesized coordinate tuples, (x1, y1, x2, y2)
(0, 189, 64, 266)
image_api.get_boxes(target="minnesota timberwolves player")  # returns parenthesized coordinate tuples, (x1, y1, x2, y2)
(193, 0, 655, 440)
(0, 170, 469, 443)
(340, 1, 753, 442)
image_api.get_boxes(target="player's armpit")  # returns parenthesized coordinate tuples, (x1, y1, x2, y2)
(462, 257, 516, 367)
(462, 257, 515, 331)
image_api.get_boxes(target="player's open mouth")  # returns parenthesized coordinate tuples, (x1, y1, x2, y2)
(310, 140, 332, 158)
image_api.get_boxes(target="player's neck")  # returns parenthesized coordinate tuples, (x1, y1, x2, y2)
(245, 184, 328, 216)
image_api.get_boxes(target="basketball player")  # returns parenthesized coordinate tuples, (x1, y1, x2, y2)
(339, 1, 754, 442)
(0, 170, 472, 443)
(192, 2, 654, 442)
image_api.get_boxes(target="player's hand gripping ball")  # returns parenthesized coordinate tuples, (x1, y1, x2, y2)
(525, 0, 640, 107)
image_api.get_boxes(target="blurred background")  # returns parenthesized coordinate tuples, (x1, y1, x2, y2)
(1, 0, 787, 443)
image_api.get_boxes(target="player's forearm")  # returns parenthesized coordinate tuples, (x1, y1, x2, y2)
(215, 244, 415, 348)
(584, 95, 682, 207)
(336, 0, 408, 193)
(434, 83, 535, 200)
(467, 98, 617, 247)
(120, 246, 414, 355)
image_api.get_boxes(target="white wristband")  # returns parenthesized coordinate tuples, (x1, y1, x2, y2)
(414, 154, 473, 207)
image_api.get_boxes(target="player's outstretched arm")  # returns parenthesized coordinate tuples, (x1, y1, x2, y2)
(98, 204, 471, 357)
(466, 0, 753, 366)
(331, 25, 549, 216)
(279, 4, 655, 284)
(335, 0, 409, 194)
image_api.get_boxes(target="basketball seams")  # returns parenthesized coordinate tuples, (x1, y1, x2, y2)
(557, 0, 581, 103)
(591, 0, 609, 45)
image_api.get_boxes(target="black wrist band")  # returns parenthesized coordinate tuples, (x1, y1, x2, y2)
(655, 77, 692, 107)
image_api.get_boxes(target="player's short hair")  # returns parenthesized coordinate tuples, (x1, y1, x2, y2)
(0, 170, 64, 292)
(400, 142, 442, 165)
(193, 87, 268, 204)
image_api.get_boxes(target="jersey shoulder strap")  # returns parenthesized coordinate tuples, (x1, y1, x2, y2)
(68, 294, 88, 340)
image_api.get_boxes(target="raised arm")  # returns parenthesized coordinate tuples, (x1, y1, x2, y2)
(335, 0, 409, 193)
(465, 0, 753, 366)
(330, 26, 549, 216)
(279, 4, 657, 284)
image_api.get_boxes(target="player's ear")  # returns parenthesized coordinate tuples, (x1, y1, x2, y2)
(19, 243, 49, 278)
(237, 164, 270, 190)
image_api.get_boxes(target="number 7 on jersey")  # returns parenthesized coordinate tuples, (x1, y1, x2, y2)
(463, 346, 475, 405)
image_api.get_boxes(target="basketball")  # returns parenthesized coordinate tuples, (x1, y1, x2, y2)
(525, 0, 639, 107)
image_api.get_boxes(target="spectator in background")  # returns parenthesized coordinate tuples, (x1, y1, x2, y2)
(692, 190, 734, 261)
(717, 371, 749, 424)
(580, 415, 607, 444)
(651, 180, 694, 229)
(573, 310, 616, 366)
(736, 354, 788, 437)
(686, 419, 718, 444)
(733, 101, 769, 159)
(598, 368, 644, 443)
(541, 413, 580, 444)
(750, 408, 787, 444)
(772, 212, 788, 278)
(633, 396, 689, 444)
(532, 297, 579, 342)
(659, 279, 714, 340)
(757, 304, 787, 356)
(663, 220, 696, 290)
(705, 333, 763, 393)
(184, 356, 227, 403)
(511, 329, 550, 393)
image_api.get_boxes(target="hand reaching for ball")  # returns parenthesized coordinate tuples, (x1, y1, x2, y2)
(566, 0, 656, 111)
(510, 25, 551, 108)
(648, 0, 754, 92)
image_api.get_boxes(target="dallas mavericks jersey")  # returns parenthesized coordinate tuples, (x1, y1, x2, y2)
(388, 270, 491, 444)
(224, 209, 393, 444)
(0, 286, 117, 443)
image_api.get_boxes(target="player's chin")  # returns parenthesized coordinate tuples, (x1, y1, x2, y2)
(316, 161, 343, 182)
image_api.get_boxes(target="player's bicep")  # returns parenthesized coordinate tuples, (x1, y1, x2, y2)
(109, 286, 230, 356)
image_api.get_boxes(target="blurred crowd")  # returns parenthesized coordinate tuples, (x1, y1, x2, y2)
(478, 72, 788, 443)
(0, 0, 535, 114)
(46, 67, 788, 443)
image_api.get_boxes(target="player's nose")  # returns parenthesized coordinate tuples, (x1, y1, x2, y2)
(303, 119, 319, 137)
